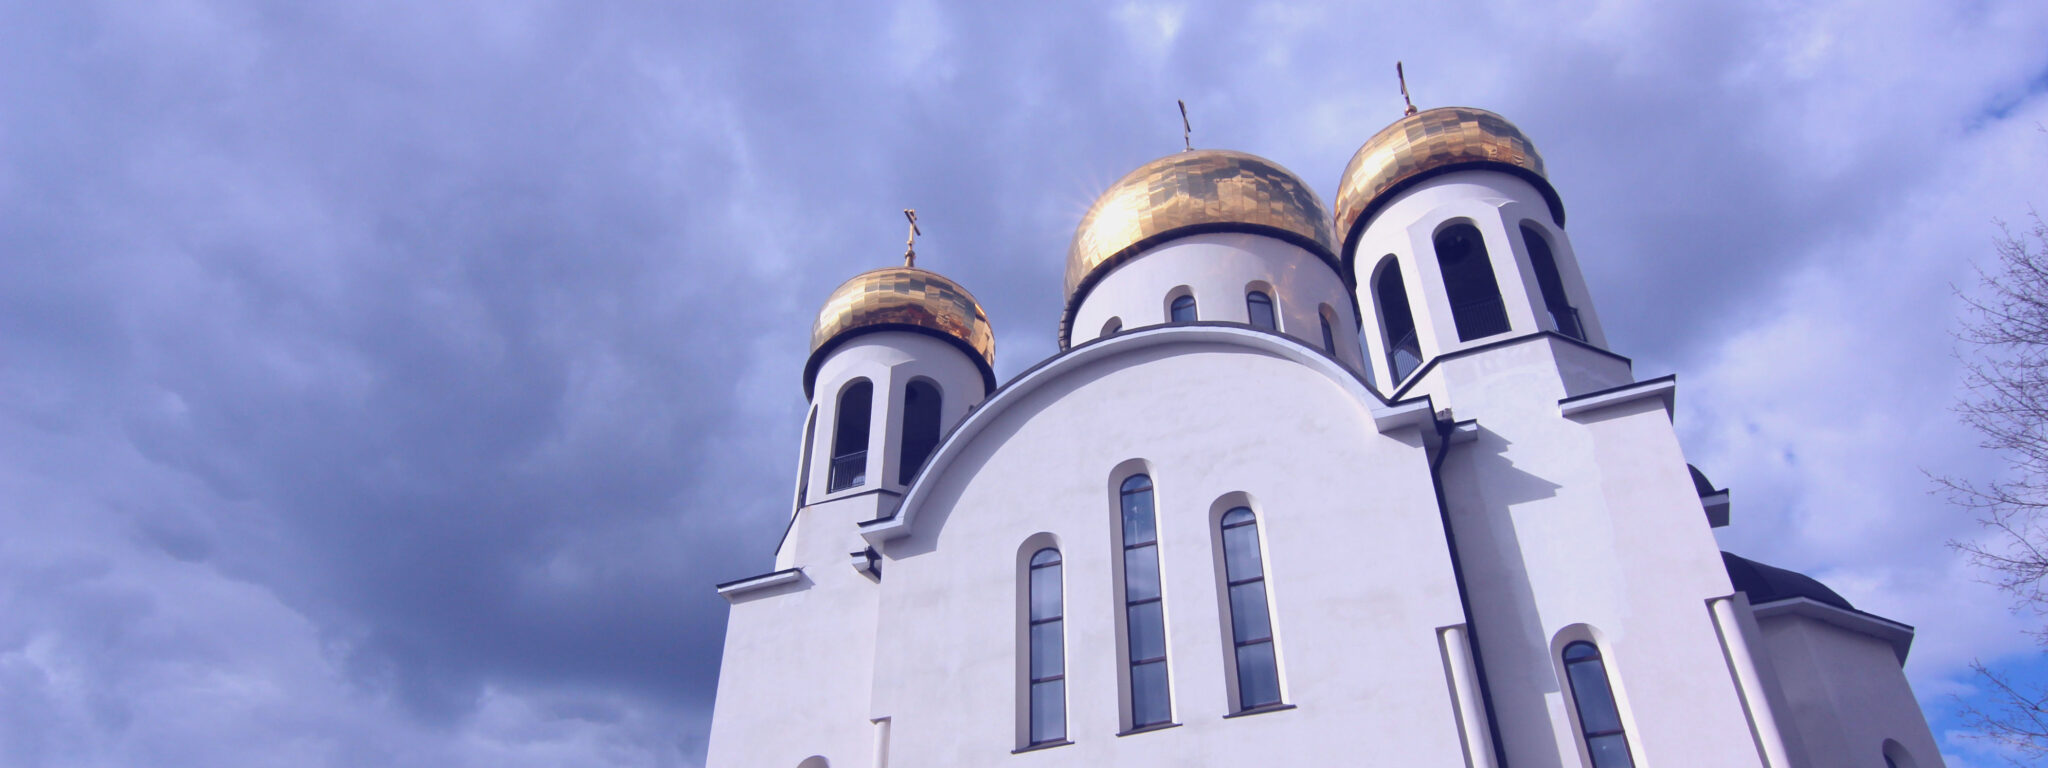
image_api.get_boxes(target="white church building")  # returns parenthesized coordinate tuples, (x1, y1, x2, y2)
(705, 105, 1945, 768)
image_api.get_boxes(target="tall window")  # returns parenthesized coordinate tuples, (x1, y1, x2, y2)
(1027, 548, 1066, 746)
(1245, 291, 1276, 330)
(1318, 308, 1337, 355)
(828, 380, 872, 491)
(1219, 507, 1280, 710)
(1562, 642, 1634, 768)
(898, 380, 941, 485)
(1120, 475, 1171, 728)
(1169, 294, 1198, 323)
(1435, 222, 1510, 341)
(1521, 223, 1583, 341)
(1374, 257, 1422, 381)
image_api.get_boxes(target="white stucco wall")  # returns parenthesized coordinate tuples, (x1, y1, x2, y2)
(1414, 335, 1768, 768)
(1068, 233, 1366, 374)
(1754, 608, 1946, 768)
(865, 329, 1473, 765)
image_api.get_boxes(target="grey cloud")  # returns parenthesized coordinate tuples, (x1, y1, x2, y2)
(2, 1, 2046, 765)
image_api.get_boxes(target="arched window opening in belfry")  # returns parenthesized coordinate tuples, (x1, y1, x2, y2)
(828, 380, 872, 491)
(1170, 294, 1198, 323)
(1374, 257, 1422, 382)
(898, 380, 942, 485)
(1435, 222, 1510, 341)
(1521, 222, 1583, 341)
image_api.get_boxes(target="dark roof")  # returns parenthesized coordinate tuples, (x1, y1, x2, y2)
(1689, 464, 1718, 496)
(1721, 551, 1854, 611)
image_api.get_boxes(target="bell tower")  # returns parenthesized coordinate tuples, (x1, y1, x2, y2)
(1336, 106, 1608, 393)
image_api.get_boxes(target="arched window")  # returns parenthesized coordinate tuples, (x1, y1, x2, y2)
(795, 406, 817, 507)
(1101, 316, 1122, 337)
(828, 380, 872, 491)
(1522, 223, 1583, 341)
(1219, 507, 1280, 710)
(1120, 474, 1172, 728)
(1435, 222, 1510, 341)
(1245, 291, 1276, 330)
(1318, 306, 1337, 355)
(1026, 548, 1066, 746)
(1374, 257, 1422, 381)
(797, 757, 829, 768)
(1169, 294, 1198, 323)
(1882, 739, 1915, 768)
(898, 380, 941, 485)
(1562, 641, 1634, 768)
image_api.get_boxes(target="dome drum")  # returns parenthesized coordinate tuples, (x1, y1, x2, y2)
(806, 267, 997, 398)
(1060, 149, 1341, 348)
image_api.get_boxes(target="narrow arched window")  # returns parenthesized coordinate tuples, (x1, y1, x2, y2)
(828, 380, 872, 491)
(1882, 739, 1915, 768)
(1120, 474, 1171, 728)
(1220, 507, 1280, 710)
(1562, 642, 1634, 768)
(1318, 307, 1337, 354)
(1169, 294, 1198, 323)
(1522, 223, 1582, 341)
(1436, 222, 1510, 341)
(898, 380, 941, 485)
(1245, 291, 1276, 330)
(1027, 548, 1066, 746)
(1374, 258, 1422, 381)
(1102, 316, 1122, 337)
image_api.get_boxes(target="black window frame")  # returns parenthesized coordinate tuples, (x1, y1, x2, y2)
(1562, 641, 1635, 768)
(1119, 474, 1173, 729)
(1245, 290, 1277, 331)
(1026, 547, 1066, 746)
(1219, 507, 1280, 710)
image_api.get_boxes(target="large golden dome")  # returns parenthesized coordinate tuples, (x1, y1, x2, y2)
(1060, 149, 1338, 346)
(1334, 107, 1563, 266)
(805, 266, 996, 396)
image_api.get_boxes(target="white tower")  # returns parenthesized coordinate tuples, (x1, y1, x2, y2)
(709, 255, 996, 768)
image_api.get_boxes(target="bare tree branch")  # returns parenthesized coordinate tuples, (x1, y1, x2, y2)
(1947, 210, 2048, 754)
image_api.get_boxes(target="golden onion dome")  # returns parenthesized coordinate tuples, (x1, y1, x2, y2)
(1060, 149, 1338, 347)
(805, 266, 996, 397)
(1333, 107, 1563, 269)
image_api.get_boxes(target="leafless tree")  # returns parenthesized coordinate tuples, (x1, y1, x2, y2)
(1947, 208, 2048, 761)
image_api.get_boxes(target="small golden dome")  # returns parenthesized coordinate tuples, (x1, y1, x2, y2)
(1060, 149, 1338, 346)
(1333, 107, 1563, 263)
(805, 266, 996, 396)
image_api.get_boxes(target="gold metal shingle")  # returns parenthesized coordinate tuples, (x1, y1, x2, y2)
(1060, 149, 1336, 345)
(809, 266, 995, 371)
(1333, 107, 1555, 254)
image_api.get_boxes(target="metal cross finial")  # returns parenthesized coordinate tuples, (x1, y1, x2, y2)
(1178, 99, 1192, 152)
(1397, 61, 1418, 116)
(902, 209, 922, 268)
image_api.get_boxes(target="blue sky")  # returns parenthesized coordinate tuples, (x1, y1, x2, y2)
(2, 1, 2046, 765)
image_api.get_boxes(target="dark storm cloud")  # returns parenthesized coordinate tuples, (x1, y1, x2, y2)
(3, 1, 2047, 766)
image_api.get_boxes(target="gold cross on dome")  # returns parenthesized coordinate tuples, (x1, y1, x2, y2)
(1397, 61, 1418, 116)
(1178, 99, 1192, 152)
(902, 209, 922, 267)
